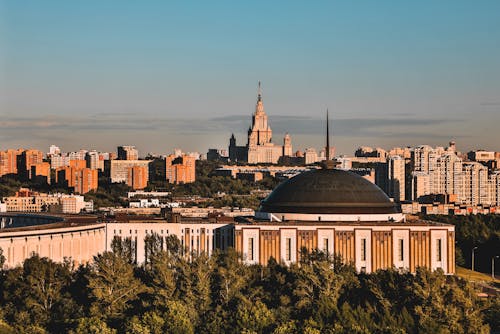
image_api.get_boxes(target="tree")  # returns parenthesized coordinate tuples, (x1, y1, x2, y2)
(69, 317, 117, 334)
(1, 256, 74, 332)
(0, 248, 5, 269)
(87, 252, 143, 323)
(163, 301, 194, 334)
(144, 233, 163, 268)
(111, 236, 137, 264)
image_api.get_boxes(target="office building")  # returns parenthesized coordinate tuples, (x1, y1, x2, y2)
(165, 154, 196, 184)
(118, 146, 139, 160)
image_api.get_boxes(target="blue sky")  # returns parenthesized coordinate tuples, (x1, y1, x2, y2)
(1, 1, 500, 155)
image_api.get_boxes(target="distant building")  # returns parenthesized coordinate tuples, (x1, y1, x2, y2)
(2, 189, 92, 213)
(50, 155, 70, 170)
(68, 150, 87, 161)
(30, 162, 51, 184)
(165, 154, 196, 184)
(48, 145, 61, 157)
(229, 82, 292, 164)
(56, 167, 98, 194)
(129, 199, 160, 208)
(304, 148, 319, 165)
(388, 155, 405, 202)
(0, 149, 23, 176)
(74, 168, 98, 194)
(117, 146, 139, 160)
(86, 151, 104, 171)
(467, 150, 495, 162)
(355, 146, 387, 159)
(18, 149, 44, 179)
(207, 149, 229, 162)
(69, 159, 86, 169)
(110, 160, 151, 183)
(127, 165, 148, 190)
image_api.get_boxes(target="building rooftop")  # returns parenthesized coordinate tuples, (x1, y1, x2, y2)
(259, 168, 400, 215)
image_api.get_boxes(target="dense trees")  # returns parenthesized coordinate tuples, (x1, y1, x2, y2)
(422, 214, 500, 274)
(0, 245, 497, 333)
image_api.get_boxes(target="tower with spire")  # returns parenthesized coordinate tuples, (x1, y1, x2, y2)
(229, 82, 293, 164)
(322, 109, 337, 169)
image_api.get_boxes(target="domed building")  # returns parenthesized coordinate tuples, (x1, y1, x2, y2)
(256, 168, 403, 221)
(234, 111, 455, 274)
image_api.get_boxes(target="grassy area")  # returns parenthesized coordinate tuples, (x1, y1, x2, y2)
(456, 266, 500, 284)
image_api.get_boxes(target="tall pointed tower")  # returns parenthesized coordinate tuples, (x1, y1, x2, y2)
(248, 81, 273, 146)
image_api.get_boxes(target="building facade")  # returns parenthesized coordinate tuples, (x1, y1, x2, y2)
(229, 83, 292, 164)
(165, 154, 196, 184)
(110, 160, 151, 183)
(117, 146, 139, 161)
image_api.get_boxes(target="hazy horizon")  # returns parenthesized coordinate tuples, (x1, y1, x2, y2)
(1, 1, 500, 155)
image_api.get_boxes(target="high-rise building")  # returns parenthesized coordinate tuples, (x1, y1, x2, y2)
(30, 162, 51, 184)
(68, 150, 87, 161)
(86, 151, 104, 171)
(110, 160, 150, 183)
(117, 146, 139, 160)
(409, 142, 499, 206)
(166, 154, 196, 184)
(56, 166, 98, 194)
(18, 149, 44, 179)
(74, 168, 98, 194)
(48, 145, 61, 156)
(127, 165, 148, 190)
(70, 159, 87, 169)
(304, 148, 319, 165)
(0, 149, 24, 176)
(229, 82, 292, 163)
(50, 155, 70, 170)
(388, 155, 405, 202)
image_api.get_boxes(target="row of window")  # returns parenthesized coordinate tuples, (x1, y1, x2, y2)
(113, 228, 216, 235)
(249, 237, 444, 262)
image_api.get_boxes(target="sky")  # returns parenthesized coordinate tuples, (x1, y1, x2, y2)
(1, 1, 500, 156)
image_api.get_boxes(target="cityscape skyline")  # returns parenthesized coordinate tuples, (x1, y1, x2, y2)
(1, 1, 500, 154)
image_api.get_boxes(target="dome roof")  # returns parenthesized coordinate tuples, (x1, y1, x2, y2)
(259, 169, 400, 215)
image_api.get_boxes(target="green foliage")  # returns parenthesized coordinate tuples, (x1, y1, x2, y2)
(422, 214, 500, 273)
(0, 248, 5, 268)
(0, 250, 496, 333)
(1, 256, 76, 332)
(87, 252, 144, 323)
(69, 317, 117, 334)
(84, 178, 131, 208)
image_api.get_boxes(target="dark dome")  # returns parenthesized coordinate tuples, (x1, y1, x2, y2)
(259, 169, 400, 215)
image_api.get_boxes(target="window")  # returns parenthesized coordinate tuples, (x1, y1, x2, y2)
(436, 239, 442, 261)
(398, 239, 404, 261)
(361, 238, 366, 261)
(323, 238, 329, 254)
(285, 238, 292, 261)
(248, 238, 254, 261)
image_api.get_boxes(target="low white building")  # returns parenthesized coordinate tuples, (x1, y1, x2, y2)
(129, 199, 160, 208)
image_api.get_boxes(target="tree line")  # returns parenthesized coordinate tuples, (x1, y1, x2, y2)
(0, 237, 498, 334)
(421, 214, 500, 274)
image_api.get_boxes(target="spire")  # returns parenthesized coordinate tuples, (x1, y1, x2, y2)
(322, 108, 336, 169)
(326, 109, 330, 161)
(257, 81, 262, 102)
